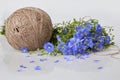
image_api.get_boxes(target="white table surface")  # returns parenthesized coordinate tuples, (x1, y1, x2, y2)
(0, 0, 120, 80)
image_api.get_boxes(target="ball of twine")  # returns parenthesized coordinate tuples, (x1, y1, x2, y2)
(5, 7, 53, 51)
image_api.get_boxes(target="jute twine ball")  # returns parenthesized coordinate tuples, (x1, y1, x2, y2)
(5, 7, 53, 51)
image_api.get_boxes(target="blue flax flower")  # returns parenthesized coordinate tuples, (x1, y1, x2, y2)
(83, 28, 90, 36)
(67, 38, 80, 55)
(62, 46, 73, 55)
(97, 36, 105, 44)
(85, 23, 92, 31)
(62, 29, 68, 34)
(76, 44, 84, 53)
(75, 26, 82, 32)
(95, 24, 102, 34)
(83, 38, 93, 48)
(88, 33, 93, 38)
(74, 29, 84, 39)
(105, 36, 110, 44)
(94, 43, 103, 51)
(65, 39, 70, 45)
(57, 42, 65, 51)
(20, 47, 28, 53)
(79, 49, 85, 55)
(56, 35, 62, 42)
(71, 46, 79, 55)
(68, 38, 80, 48)
(43, 42, 54, 53)
(92, 34, 99, 39)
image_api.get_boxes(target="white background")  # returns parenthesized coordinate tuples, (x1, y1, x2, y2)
(0, 0, 120, 80)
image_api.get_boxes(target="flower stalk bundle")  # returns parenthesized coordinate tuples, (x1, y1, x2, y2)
(44, 18, 114, 56)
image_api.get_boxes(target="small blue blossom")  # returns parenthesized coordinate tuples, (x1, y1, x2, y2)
(79, 49, 85, 55)
(88, 33, 93, 37)
(98, 36, 105, 44)
(66, 38, 80, 55)
(75, 26, 82, 32)
(105, 36, 110, 44)
(34, 66, 41, 71)
(83, 38, 93, 48)
(68, 38, 79, 48)
(72, 47, 79, 55)
(43, 42, 54, 53)
(74, 30, 84, 39)
(62, 29, 68, 34)
(83, 28, 90, 36)
(85, 23, 92, 31)
(56, 35, 62, 42)
(73, 33, 78, 39)
(94, 43, 103, 51)
(77, 45, 84, 53)
(62, 46, 73, 55)
(20, 47, 28, 53)
(65, 39, 70, 45)
(57, 42, 65, 51)
(93, 34, 99, 39)
(97, 43, 103, 51)
(95, 24, 102, 34)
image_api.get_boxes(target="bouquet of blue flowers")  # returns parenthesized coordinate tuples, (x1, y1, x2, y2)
(43, 18, 114, 56)
(0, 18, 115, 56)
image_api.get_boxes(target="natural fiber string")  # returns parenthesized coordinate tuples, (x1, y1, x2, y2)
(93, 45, 120, 60)
(111, 45, 120, 59)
